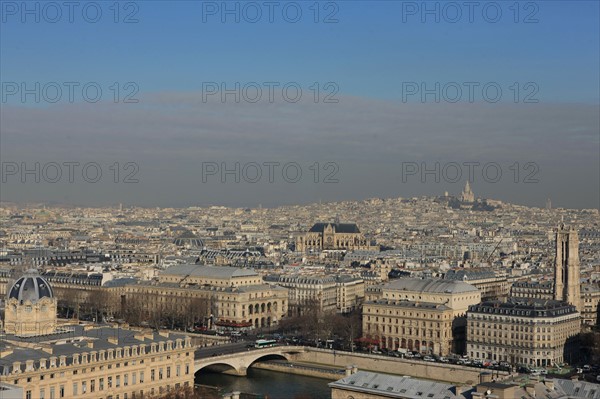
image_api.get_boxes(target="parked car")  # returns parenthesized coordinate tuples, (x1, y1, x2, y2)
(423, 356, 435, 362)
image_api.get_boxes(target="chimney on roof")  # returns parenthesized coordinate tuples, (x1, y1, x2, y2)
(479, 372, 493, 383)
(11, 361, 21, 374)
(524, 384, 535, 396)
(453, 385, 466, 396)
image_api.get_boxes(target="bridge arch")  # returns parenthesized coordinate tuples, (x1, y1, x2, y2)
(248, 353, 290, 368)
(195, 347, 305, 377)
(195, 362, 239, 375)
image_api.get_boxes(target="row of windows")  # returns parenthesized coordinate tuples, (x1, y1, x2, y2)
(468, 315, 577, 324)
(471, 307, 575, 317)
(365, 324, 445, 338)
(470, 323, 565, 333)
(470, 329, 565, 341)
(28, 365, 191, 399)
(468, 322, 578, 336)
(366, 308, 446, 320)
(27, 381, 191, 399)
(468, 338, 561, 349)
(467, 351, 560, 364)
(366, 316, 443, 327)
(15, 353, 190, 383)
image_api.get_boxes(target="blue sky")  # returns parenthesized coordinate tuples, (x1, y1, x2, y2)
(2, 1, 598, 103)
(1, 1, 599, 208)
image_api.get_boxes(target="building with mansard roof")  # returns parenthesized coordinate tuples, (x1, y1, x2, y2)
(444, 268, 509, 300)
(466, 299, 580, 367)
(362, 278, 481, 355)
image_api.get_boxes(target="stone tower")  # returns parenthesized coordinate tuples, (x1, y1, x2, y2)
(323, 223, 335, 249)
(553, 224, 582, 312)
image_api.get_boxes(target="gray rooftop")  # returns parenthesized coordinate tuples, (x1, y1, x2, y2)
(468, 299, 578, 318)
(0, 326, 188, 375)
(133, 281, 283, 293)
(385, 278, 479, 294)
(278, 275, 337, 285)
(368, 299, 451, 311)
(309, 222, 360, 234)
(512, 280, 554, 288)
(582, 283, 600, 293)
(161, 264, 258, 278)
(555, 379, 600, 399)
(329, 371, 462, 399)
(444, 268, 497, 281)
(103, 277, 139, 287)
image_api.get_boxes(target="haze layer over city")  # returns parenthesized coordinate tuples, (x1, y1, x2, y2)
(0, 1, 599, 399)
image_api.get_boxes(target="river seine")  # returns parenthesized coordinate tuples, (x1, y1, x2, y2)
(196, 368, 333, 399)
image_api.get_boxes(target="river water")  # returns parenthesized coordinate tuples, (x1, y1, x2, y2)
(195, 368, 333, 399)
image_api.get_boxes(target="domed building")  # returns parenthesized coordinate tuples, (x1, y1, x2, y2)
(4, 269, 57, 336)
(0, 271, 196, 398)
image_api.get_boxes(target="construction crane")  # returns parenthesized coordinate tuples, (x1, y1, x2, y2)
(485, 237, 504, 265)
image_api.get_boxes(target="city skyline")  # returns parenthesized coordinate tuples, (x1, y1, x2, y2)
(0, 179, 597, 211)
(1, 172, 599, 397)
(1, 2, 599, 397)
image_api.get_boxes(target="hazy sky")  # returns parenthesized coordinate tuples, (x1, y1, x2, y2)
(1, 1, 599, 209)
